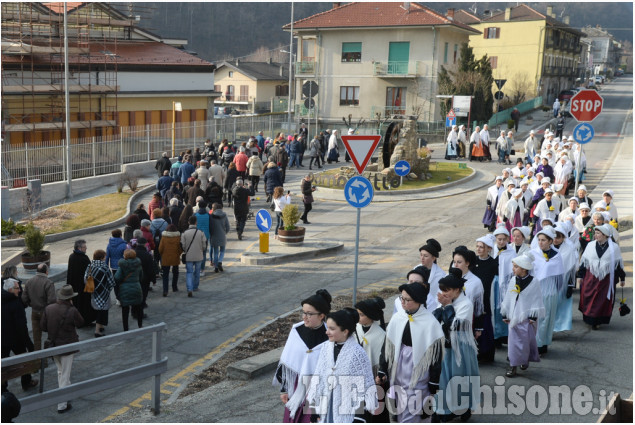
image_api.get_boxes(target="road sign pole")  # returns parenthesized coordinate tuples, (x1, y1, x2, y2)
(353, 207, 361, 305)
(574, 145, 584, 194)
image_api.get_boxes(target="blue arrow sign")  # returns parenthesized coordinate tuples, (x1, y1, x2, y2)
(394, 160, 411, 177)
(344, 176, 374, 208)
(255, 209, 272, 233)
(573, 123, 594, 145)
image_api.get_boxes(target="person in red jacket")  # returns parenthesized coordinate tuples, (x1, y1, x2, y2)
(233, 146, 249, 179)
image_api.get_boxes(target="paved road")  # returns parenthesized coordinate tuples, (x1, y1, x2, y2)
(7, 77, 632, 422)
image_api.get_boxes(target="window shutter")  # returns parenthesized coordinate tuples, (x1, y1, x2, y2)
(496, 28, 501, 39)
(484, 28, 488, 38)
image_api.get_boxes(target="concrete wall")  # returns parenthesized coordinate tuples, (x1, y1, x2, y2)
(6, 160, 156, 218)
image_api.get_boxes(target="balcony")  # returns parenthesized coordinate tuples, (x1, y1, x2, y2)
(214, 95, 250, 103)
(295, 61, 316, 75)
(370, 105, 409, 119)
(373, 61, 425, 78)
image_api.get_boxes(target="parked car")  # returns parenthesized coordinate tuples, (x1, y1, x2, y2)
(615, 69, 624, 77)
(561, 101, 571, 118)
(594, 75, 605, 84)
(558, 90, 576, 102)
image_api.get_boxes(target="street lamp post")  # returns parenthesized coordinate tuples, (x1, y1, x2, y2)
(172, 101, 182, 157)
(286, 1, 294, 134)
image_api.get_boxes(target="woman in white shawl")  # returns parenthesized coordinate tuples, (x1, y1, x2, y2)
(380, 281, 444, 423)
(482, 176, 504, 231)
(274, 289, 332, 423)
(533, 188, 561, 236)
(445, 125, 458, 160)
(458, 124, 468, 158)
(531, 226, 565, 356)
(503, 188, 525, 234)
(307, 308, 378, 423)
(511, 226, 532, 256)
(577, 224, 626, 330)
(552, 223, 579, 333)
(326, 130, 339, 164)
(500, 252, 545, 377)
(432, 269, 480, 422)
(354, 297, 389, 423)
(553, 155, 573, 192)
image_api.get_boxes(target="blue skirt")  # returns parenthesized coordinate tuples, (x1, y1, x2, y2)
(554, 293, 573, 332)
(492, 276, 509, 339)
(537, 292, 558, 347)
(435, 341, 480, 415)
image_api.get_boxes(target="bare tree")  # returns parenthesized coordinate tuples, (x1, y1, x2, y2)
(507, 71, 534, 105)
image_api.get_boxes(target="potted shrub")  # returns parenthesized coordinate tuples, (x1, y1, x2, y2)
(278, 204, 305, 244)
(21, 223, 50, 270)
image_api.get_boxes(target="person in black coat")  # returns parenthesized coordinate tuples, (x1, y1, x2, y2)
(133, 238, 155, 317)
(263, 162, 283, 203)
(67, 240, 95, 326)
(155, 152, 172, 177)
(133, 204, 151, 223)
(168, 198, 184, 228)
(232, 179, 250, 240)
(2, 280, 38, 391)
(224, 163, 240, 208)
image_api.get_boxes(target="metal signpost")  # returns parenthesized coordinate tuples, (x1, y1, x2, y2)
(572, 123, 595, 193)
(255, 209, 272, 253)
(569, 90, 603, 193)
(340, 135, 381, 304)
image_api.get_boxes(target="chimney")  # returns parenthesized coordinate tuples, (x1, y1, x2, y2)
(446, 8, 455, 20)
(504, 7, 511, 21)
(235, 58, 239, 66)
(280, 65, 284, 77)
(551, 12, 556, 19)
(403, 2, 410, 11)
(332, 2, 340, 9)
(563, 15, 569, 25)
(546, 5, 553, 17)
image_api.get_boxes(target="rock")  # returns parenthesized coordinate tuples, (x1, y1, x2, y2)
(426, 173, 433, 179)
(366, 164, 379, 172)
(408, 173, 417, 179)
(381, 168, 392, 175)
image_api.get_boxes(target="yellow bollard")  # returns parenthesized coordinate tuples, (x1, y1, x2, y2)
(259, 232, 269, 253)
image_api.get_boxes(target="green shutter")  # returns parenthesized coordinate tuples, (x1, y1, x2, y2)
(342, 42, 362, 53)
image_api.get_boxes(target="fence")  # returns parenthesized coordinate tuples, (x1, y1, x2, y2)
(0, 323, 167, 415)
(1, 115, 290, 188)
(488, 96, 544, 128)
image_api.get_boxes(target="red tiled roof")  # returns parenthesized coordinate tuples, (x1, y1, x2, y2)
(453, 9, 481, 25)
(285, 2, 479, 33)
(2, 41, 214, 69)
(482, 4, 583, 35)
(41, 2, 84, 14)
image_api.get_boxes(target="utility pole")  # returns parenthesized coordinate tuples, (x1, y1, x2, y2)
(286, 1, 294, 134)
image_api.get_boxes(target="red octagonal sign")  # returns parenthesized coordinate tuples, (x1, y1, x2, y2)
(569, 89, 604, 122)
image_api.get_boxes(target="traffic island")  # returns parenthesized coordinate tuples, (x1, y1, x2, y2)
(240, 240, 344, 265)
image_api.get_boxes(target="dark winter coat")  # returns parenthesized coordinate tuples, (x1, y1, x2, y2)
(209, 210, 230, 246)
(232, 185, 250, 217)
(2, 289, 34, 352)
(133, 207, 151, 223)
(177, 161, 195, 185)
(224, 168, 240, 191)
(105, 237, 128, 270)
(67, 250, 95, 324)
(134, 247, 155, 286)
(169, 205, 184, 227)
(156, 175, 174, 197)
(114, 258, 143, 307)
(206, 182, 224, 205)
(264, 167, 283, 194)
(155, 156, 172, 177)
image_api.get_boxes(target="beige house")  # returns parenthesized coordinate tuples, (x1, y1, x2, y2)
(285, 2, 480, 124)
(214, 60, 290, 114)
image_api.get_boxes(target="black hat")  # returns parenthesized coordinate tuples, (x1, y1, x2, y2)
(137, 237, 147, 245)
(407, 265, 430, 283)
(328, 308, 359, 336)
(301, 289, 332, 315)
(419, 238, 442, 258)
(398, 282, 429, 305)
(452, 245, 476, 266)
(438, 268, 466, 290)
(354, 297, 386, 322)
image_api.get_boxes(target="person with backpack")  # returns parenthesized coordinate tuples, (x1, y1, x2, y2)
(149, 209, 168, 280)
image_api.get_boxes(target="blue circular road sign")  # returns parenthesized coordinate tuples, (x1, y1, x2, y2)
(394, 160, 411, 177)
(573, 123, 595, 145)
(255, 209, 272, 232)
(344, 176, 374, 208)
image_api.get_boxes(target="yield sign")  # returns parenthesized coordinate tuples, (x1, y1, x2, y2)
(341, 135, 382, 174)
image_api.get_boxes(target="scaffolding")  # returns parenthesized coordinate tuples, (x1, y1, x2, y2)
(0, 2, 131, 144)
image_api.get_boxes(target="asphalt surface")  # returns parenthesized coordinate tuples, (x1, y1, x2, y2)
(4, 76, 632, 423)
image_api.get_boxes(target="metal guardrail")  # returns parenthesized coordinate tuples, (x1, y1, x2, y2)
(1, 322, 167, 415)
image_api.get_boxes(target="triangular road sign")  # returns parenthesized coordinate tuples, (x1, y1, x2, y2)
(447, 109, 456, 118)
(341, 135, 382, 174)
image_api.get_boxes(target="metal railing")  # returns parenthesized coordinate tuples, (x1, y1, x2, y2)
(488, 96, 544, 128)
(0, 323, 167, 415)
(373, 60, 424, 76)
(295, 61, 316, 74)
(1, 116, 291, 188)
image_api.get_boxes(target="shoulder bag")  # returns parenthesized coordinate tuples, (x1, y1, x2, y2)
(181, 229, 199, 264)
(84, 265, 95, 293)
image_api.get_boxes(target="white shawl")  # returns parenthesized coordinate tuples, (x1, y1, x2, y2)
(356, 322, 385, 373)
(463, 271, 484, 317)
(504, 197, 525, 224)
(495, 245, 516, 305)
(531, 248, 565, 296)
(306, 337, 378, 423)
(534, 197, 561, 222)
(580, 240, 623, 301)
(385, 307, 444, 388)
(500, 275, 545, 328)
(274, 321, 327, 416)
(449, 293, 477, 367)
(427, 263, 446, 312)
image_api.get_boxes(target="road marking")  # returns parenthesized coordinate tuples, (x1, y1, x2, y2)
(101, 319, 269, 422)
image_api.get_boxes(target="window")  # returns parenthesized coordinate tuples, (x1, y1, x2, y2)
(226, 85, 234, 101)
(229, 71, 234, 78)
(339, 86, 359, 105)
(454, 44, 458, 64)
(275, 85, 289, 97)
(341, 42, 362, 62)
(444, 42, 448, 64)
(489, 56, 498, 69)
(386, 87, 406, 114)
(302, 38, 316, 62)
(484, 27, 500, 39)
(240, 85, 249, 101)
(214, 85, 220, 92)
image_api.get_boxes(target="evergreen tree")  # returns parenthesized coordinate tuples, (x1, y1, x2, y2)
(438, 43, 494, 124)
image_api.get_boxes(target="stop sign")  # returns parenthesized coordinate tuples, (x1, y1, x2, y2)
(569, 89, 604, 122)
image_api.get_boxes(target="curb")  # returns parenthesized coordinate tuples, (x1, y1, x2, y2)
(241, 241, 344, 265)
(1, 184, 154, 248)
